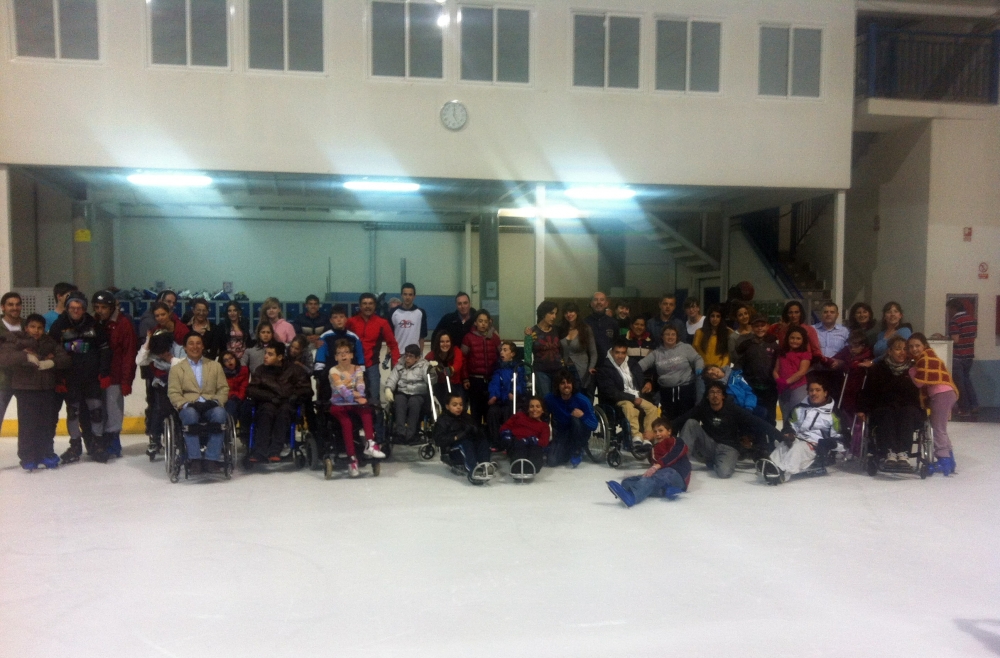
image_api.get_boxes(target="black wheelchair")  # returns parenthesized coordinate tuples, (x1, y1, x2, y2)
(304, 402, 384, 479)
(162, 409, 238, 483)
(588, 396, 654, 469)
(860, 412, 936, 479)
(380, 374, 442, 461)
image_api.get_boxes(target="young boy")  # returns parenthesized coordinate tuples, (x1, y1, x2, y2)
(485, 340, 527, 447)
(432, 392, 495, 485)
(734, 313, 779, 423)
(247, 342, 313, 463)
(384, 344, 431, 444)
(0, 314, 71, 470)
(757, 376, 843, 484)
(606, 418, 691, 507)
(136, 331, 183, 457)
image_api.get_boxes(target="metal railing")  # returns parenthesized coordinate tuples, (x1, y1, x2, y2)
(790, 195, 832, 259)
(857, 25, 1000, 104)
(739, 211, 803, 301)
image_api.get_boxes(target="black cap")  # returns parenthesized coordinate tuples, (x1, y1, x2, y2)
(92, 290, 115, 306)
(404, 344, 422, 357)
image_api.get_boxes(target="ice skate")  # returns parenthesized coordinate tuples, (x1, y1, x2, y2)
(606, 481, 635, 507)
(40, 454, 60, 469)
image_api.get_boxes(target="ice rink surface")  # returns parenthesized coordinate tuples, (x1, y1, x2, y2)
(2, 424, 999, 658)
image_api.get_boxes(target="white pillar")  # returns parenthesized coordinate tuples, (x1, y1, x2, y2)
(833, 190, 846, 313)
(0, 167, 12, 293)
(534, 184, 546, 310)
(464, 219, 472, 295)
(720, 215, 731, 293)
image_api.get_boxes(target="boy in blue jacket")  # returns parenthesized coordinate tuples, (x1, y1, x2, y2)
(543, 369, 598, 467)
(607, 417, 691, 507)
(485, 340, 527, 447)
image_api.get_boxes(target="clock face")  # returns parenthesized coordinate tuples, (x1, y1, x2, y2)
(440, 101, 468, 131)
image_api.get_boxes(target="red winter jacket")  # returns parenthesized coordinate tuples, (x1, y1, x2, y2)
(226, 365, 250, 401)
(346, 313, 400, 368)
(652, 435, 691, 489)
(105, 312, 139, 388)
(461, 329, 501, 379)
(500, 412, 551, 448)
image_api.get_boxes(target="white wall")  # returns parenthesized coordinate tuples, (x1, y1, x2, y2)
(0, 0, 854, 190)
(624, 234, 672, 298)
(544, 231, 599, 298)
(499, 232, 535, 335)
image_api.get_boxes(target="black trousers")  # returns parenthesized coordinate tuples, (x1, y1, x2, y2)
(253, 402, 293, 457)
(658, 382, 696, 423)
(485, 401, 513, 449)
(509, 441, 545, 472)
(16, 389, 58, 463)
(467, 376, 490, 427)
(872, 406, 923, 455)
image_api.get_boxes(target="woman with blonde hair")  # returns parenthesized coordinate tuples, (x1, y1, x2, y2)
(259, 297, 296, 344)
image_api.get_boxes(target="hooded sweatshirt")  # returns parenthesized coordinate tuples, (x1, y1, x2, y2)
(786, 399, 842, 446)
(638, 342, 703, 389)
(385, 358, 431, 396)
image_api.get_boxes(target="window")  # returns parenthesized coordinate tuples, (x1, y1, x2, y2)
(248, 0, 323, 72)
(573, 13, 640, 89)
(149, 0, 227, 67)
(13, 0, 99, 60)
(759, 26, 821, 97)
(655, 19, 720, 92)
(371, 1, 446, 79)
(460, 6, 530, 83)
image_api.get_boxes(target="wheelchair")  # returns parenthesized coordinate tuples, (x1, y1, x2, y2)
(304, 402, 384, 479)
(162, 409, 238, 483)
(860, 412, 936, 479)
(380, 374, 442, 461)
(588, 395, 654, 469)
(241, 403, 309, 471)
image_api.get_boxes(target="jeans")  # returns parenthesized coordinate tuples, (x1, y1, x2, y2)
(179, 404, 227, 462)
(445, 436, 491, 473)
(547, 416, 591, 467)
(533, 371, 552, 398)
(952, 358, 979, 411)
(621, 467, 685, 504)
(103, 385, 125, 434)
(678, 419, 740, 478)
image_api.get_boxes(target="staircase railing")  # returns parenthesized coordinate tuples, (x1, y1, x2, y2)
(739, 212, 803, 301)
(857, 24, 1000, 104)
(789, 195, 833, 259)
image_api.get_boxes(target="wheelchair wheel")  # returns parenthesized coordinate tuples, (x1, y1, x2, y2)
(419, 443, 436, 460)
(163, 417, 181, 483)
(865, 455, 878, 477)
(372, 461, 381, 477)
(587, 406, 612, 464)
(606, 448, 622, 469)
(294, 448, 308, 469)
(919, 463, 928, 479)
(305, 434, 319, 470)
(324, 457, 334, 480)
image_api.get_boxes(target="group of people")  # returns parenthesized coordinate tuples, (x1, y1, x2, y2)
(0, 281, 978, 499)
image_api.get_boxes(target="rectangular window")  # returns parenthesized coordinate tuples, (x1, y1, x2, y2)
(248, 0, 323, 72)
(371, 1, 445, 79)
(573, 13, 640, 89)
(150, 0, 228, 67)
(759, 26, 821, 97)
(460, 6, 530, 84)
(655, 18, 720, 93)
(13, 0, 98, 60)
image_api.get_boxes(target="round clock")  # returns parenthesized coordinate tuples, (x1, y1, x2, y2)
(440, 100, 468, 131)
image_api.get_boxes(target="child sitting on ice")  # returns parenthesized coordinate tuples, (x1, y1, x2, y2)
(606, 417, 691, 507)
(498, 395, 550, 480)
(431, 392, 496, 485)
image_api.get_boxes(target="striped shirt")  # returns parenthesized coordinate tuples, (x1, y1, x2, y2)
(949, 311, 976, 359)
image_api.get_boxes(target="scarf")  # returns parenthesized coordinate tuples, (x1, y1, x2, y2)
(886, 357, 912, 376)
(912, 348, 958, 407)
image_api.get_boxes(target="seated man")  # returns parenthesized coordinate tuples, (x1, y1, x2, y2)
(544, 369, 598, 468)
(247, 342, 313, 463)
(167, 334, 230, 474)
(671, 381, 784, 479)
(596, 339, 658, 449)
(758, 375, 842, 484)
(384, 344, 431, 444)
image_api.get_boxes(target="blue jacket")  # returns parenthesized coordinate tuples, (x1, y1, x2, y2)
(544, 392, 598, 432)
(725, 369, 758, 410)
(314, 328, 365, 372)
(488, 359, 527, 400)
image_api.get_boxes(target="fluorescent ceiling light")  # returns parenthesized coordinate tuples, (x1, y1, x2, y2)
(564, 185, 636, 200)
(498, 204, 586, 220)
(127, 172, 213, 188)
(343, 181, 421, 193)
(437, 13, 450, 27)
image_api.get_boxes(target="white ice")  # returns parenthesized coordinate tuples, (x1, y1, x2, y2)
(2, 423, 999, 658)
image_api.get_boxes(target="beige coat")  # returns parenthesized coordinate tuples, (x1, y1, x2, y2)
(167, 358, 229, 409)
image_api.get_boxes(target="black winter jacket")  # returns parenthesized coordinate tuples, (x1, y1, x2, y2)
(248, 362, 313, 406)
(432, 410, 483, 448)
(48, 313, 111, 393)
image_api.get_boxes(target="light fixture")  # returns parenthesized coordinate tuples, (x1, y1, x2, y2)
(498, 204, 586, 220)
(564, 185, 636, 200)
(127, 172, 213, 188)
(343, 180, 421, 193)
(437, 12, 450, 27)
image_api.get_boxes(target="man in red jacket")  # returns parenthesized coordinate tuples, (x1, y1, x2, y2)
(345, 293, 400, 405)
(92, 290, 138, 458)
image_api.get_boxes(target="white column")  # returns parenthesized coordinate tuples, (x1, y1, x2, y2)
(720, 215, 731, 292)
(534, 184, 546, 309)
(0, 167, 12, 293)
(464, 219, 472, 295)
(833, 190, 846, 313)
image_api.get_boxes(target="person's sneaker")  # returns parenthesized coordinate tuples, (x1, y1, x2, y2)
(20, 461, 38, 472)
(882, 452, 898, 467)
(631, 435, 644, 448)
(60, 446, 81, 464)
(364, 440, 386, 459)
(569, 453, 582, 468)
(606, 481, 636, 507)
(348, 459, 360, 478)
(203, 460, 220, 474)
(188, 459, 203, 475)
(40, 454, 60, 469)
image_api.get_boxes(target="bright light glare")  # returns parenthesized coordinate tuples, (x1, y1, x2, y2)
(127, 173, 213, 188)
(437, 12, 450, 27)
(498, 204, 585, 219)
(564, 186, 636, 200)
(343, 181, 421, 193)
